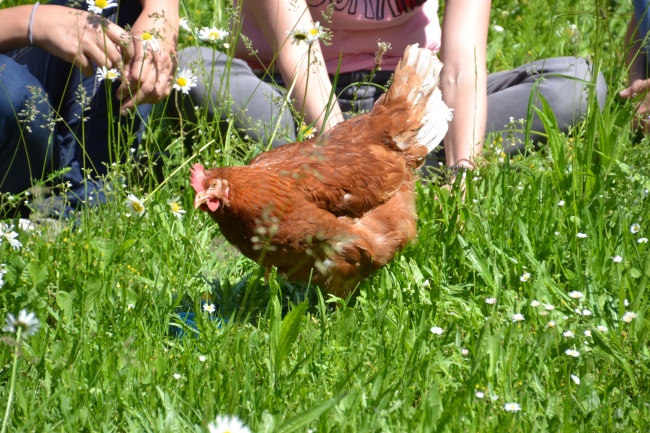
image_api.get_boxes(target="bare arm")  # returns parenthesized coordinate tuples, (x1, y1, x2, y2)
(246, 0, 344, 133)
(0, 4, 131, 76)
(439, 0, 490, 168)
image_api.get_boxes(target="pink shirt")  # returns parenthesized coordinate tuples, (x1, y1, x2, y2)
(236, 0, 441, 73)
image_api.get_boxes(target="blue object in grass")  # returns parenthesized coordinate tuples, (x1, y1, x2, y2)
(169, 311, 224, 338)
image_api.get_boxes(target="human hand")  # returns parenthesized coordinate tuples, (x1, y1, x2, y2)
(620, 79, 650, 132)
(31, 5, 132, 76)
(117, 12, 178, 113)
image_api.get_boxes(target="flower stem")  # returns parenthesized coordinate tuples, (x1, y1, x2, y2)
(1, 328, 22, 433)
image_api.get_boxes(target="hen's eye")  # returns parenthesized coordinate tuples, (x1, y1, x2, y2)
(211, 180, 218, 188)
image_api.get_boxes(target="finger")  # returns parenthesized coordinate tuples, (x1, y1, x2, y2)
(629, 79, 650, 96)
(75, 53, 95, 77)
(97, 37, 124, 69)
(103, 24, 134, 64)
(120, 96, 134, 114)
(122, 50, 158, 98)
(153, 54, 174, 100)
(83, 43, 116, 71)
(620, 86, 633, 99)
(155, 69, 173, 100)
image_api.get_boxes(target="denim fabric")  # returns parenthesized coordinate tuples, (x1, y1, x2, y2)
(0, 0, 149, 218)
(635, 0, 650, 72)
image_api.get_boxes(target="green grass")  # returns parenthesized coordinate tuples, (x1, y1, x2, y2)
(1, 0, 650, 431)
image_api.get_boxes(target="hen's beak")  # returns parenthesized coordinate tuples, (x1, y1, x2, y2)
(194, 191, 209, 210)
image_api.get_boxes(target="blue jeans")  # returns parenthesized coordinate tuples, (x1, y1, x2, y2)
(0, 0, 149, 217)
(635, 0, 650, 74)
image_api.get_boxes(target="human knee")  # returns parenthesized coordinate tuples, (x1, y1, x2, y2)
(0, 59, 52, 126)
(539, 57, 606, 127)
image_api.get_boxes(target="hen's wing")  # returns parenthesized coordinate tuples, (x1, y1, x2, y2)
(249, 115, 410, 218)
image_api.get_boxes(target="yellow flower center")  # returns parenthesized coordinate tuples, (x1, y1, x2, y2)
(141, 32, 153, 41)
(309, 28, 319, 36)
(95, 0, 109, 8)
(132, 201, 144, 213)
(209, 31, 220, 40)
(176, 78, 187, 87)
(170, 202, 181, 212)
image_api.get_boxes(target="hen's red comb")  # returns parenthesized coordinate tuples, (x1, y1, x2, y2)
(190, 163, 206, 193)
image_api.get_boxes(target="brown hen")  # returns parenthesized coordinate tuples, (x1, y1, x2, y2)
(191, 44, 452, 298)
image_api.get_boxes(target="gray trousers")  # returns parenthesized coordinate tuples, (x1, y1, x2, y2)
(172, 47, 607, 156)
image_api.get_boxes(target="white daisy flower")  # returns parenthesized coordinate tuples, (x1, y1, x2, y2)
(570, 374, 580, 385)
(203, 303, 216, 314)
(544, 304, 555, 311)
(546, 320, 556, 328)
(558, 200, 565, 206)
(581, 309, 592, 316)
(492, 24, 505, 33)
(0, 224, 22, 250)
(173, 373, 182, 380)
(172, 68, 197, 95)
(208, 415, 252, 433)
(576, 232, 587, 238)
(461, 348, 469, 356)
(596, 325, 608, 333)
(288, 24, 310, 45)
(565, 349, 580, 357)
(530, 300, 541, 307)
(3, 309, 40, 338)
(288, 20, 325, 45)
(630, 223, 640, 234)
(624, 299, 629, 307)
(138, 32, 160, 52)
(584, 330, 592, 337)
(168, 196, 187, 218)
(568, 291, 584, 299)
(476, 391, 485, 398)
(621, 312, 638, 323)
(198, 355, 207, 363)
(511, 313, 525, 322)
(96, 66, 121, 82)
(612, 255, 623, 263)
(199, 27, 229, 44)
(430, 326, 444, 335)
(125, 194, 146, 217)
(86, 0, 117, 14)
(638, 237, 648, 244)
(504, 402, 521, 412)
(127, 303, 135, 311)
(520, 272, 531, 282)
(562, 330, 575, 338)
(179, 17, 192, 32)
(485, 297, 497, 305)
(304, 21, 323, 44)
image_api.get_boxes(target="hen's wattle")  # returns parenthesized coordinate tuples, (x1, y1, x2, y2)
(191, 44, 452, 298)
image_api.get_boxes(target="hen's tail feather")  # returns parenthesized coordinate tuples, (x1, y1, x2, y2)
(377, 43, 453, 156)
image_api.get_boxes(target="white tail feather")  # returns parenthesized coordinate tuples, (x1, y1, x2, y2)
(396, 44, 454, 153)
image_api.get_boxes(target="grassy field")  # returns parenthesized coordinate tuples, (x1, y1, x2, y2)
(2, 0, 650, 431)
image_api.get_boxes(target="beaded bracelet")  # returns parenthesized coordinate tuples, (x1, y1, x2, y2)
(28, 2, 40, 46)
